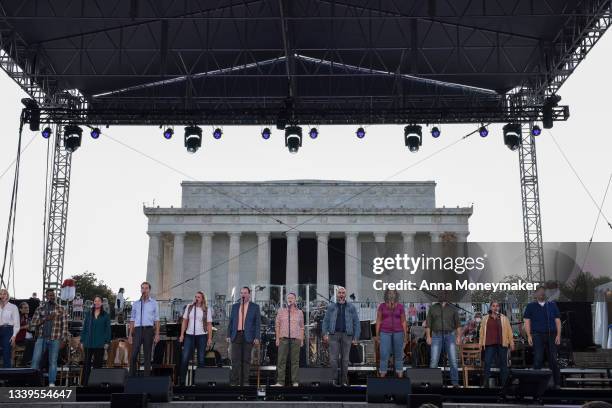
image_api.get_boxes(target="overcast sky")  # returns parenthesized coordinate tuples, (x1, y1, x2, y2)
(1, 33, 611, 301)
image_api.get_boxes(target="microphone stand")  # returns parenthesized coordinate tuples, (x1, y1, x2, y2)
(240, 297, 246, 387)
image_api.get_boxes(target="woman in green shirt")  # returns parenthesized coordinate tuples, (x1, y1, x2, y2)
(80, 295, 111, 385)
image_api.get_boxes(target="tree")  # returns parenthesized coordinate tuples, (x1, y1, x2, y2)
(71, 271, 116, 314)
(560, 271, 612, 302)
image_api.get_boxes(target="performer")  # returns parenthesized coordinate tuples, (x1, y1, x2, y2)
(80, 295, 111, 385)
(16, 302, 35, 365)
(479, 302, 514, 387)
(523, 285, 561, 388)
(179, 291, 213, 385)
(273, 292, 304, 387)
(226, 287, 261, 386)
(375, 289, 407, 378)
(322, 286, 361, 386)
(30, 289, 70, 386)
(425, 294, 461, 387)
(128, 282, 160, 377)
(116, 288, 126, 316)
(0, 289, 20, 368)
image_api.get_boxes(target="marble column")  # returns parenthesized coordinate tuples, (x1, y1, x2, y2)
(345, 232, 359, 300)
(199, 232, 214, 300)
(402, 232, 416, 278)
(285, 231, 299, 288)
(172, 232, 185, 299)
(256, 232, 271, 300)
(228, 232, 241, 300)
(316, 232, 330, 299)
(146, 232, 162, 297)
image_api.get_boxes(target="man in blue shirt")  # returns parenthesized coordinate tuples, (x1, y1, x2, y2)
(128, 282, 160, 376)
(523, 285, 561, 388)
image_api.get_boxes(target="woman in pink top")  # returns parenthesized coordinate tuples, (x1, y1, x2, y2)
(375, 289, 407, 377)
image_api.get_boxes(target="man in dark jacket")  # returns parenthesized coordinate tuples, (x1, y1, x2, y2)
(226, 287, 261, 386)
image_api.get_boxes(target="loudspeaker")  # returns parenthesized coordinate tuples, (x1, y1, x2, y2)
(194, 367, 231, 386)
(349, 343, 366, 365)
(89, 368, 127, 387)
(111, 393, 147, 408)
(366, 377, 411, 404)
(404, 368, 443, 388)
(298, 367, 335, 386)
(409, 394, 443, 408)
(0, 368, 43, 386)
(125, 376, 172, 402)
(503, 369, 551, 402)
(558, 302, 594, 350)
(359, 320, 372, 340)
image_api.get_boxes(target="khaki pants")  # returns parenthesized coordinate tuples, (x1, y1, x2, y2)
(277, 338, 300, 385)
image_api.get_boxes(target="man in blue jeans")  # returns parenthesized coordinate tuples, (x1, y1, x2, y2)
(30, 289, 69, 386)
(425, 298, 462, 387)
(523, 285, 561, 388)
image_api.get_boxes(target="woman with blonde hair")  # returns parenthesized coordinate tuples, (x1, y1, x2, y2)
(179, 291, 213, 385)
(0, 289, 20, 368)
(375, 289, 407, 377)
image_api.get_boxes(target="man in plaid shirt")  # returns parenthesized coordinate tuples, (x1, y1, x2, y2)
(30, 288, 70, 386)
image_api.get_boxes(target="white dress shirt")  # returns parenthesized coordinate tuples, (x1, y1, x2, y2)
(0, 301, 21, 337)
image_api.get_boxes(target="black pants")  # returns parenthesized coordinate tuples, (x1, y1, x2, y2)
(130, 326, 154, 376)
(82, 348, 104, 385)
(230, 332, 253, 386)
(532, 332, 560, 386)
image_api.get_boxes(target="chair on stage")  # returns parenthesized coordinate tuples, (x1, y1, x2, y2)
(460, 343, 483, 387)
(56, 336, 84, 386)
(12, 344, 25, 367)
(107, 339, 132, 368)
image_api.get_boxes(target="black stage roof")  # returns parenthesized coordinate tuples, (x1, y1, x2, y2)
(1, 0, 610, 125)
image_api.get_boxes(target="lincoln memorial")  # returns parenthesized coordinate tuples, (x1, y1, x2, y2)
(143, 180, 472, 302)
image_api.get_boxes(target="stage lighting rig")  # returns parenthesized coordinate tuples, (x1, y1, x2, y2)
(285, 126, 302, 154)
(41, 127, 52, 139)
(356, 127, 366, 139)
(64, 125, 83, 152)
(404, 125, 422, 153)
(21, 98, 40, 131)
(503, 123, 522, 151)
(531, 125, 542, 136)
(479, 126, 489, 137)
(184, 125, 202, 153)
(309, 128, 319, 139)
(261, 128, 271, 140)
(543, 95, 561, 129)
(431, 126, 441, 138)
(213, 128, 223, 139)
(90, 127, 101, 139)
(163, 128, 174, 139)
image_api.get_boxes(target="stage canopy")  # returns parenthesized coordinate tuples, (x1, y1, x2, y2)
(1, 0, 610, 125)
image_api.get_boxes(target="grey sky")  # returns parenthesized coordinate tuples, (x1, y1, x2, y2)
(1, 33, 611, 301)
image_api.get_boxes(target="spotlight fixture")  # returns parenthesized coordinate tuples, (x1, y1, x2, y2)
(503, 123, 522, 151)
(213, 128, 223, 139)
(478, 126, 489, 138)
(90, 127, 101, 139)
(404, 125, 422, 153)
(285, 125, 303, 154)
(356, 127, 366, 139)
(63, 125, 83, 152)
(431, 126, 441, 138)
(261, 127, 271, 140)
(184, 125, 202, 153)
(163, 128, 174, 139)
(41, 127, 52, 139)
(309, 128, 318, 139)
(531, 125, 542, 136)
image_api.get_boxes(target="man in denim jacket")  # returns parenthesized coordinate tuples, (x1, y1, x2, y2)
(322, 287, 361, 386)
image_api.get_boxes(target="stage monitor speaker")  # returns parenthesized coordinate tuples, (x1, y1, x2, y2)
(503, 369, 551, 402)
(111, 393, 147, 408)
(404, 368, 443, 389)
(298, 367, 335, 386)
(0, 368, 43, 386)
(125, 376, 172, 402)
(366, 377, 411, 404)
(194, 367, 231, 386)
(409, 393, 443, 408)
(89, 368, 127, 387)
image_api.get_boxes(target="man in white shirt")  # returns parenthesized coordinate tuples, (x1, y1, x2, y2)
(0, 289, 21, 368)
(178, 291, 213, 385)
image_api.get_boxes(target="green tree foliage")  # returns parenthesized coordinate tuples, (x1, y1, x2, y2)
(559, 271, 612, 302)
(71, 271, 116, 314)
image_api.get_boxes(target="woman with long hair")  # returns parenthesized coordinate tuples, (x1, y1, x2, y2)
(375, 289, 407, 378)
(80, 295, 111, 385)
(179, 291, 213, 385)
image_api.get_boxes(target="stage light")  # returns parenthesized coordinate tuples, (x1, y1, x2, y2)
(309, 128, 318, 139)
(163, 128, 173, 139)
(404, 125, 422, 153)
(531, 125, 542, 136)
(431, 126, 441, 138)
(356, 127, 366, 138)
(542, 95, 561, 129)
(63, 125, 83, 152)
(479, 126, 489, 137)
(285, 126, 302, 154)
(213, 128, 223, 139)
(261, 128, 271, 140)
(41, 127, 52, 139)
(90, 127, 101, 139)
(503, 123, 522, 151)
(184, 126, 202, 153)
(21, 98, 40, 131)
